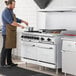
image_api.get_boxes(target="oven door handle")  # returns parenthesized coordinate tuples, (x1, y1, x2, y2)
(49, 47, 53, 49)
(35, 45, 53, 49)
(32, 45, 35, 47)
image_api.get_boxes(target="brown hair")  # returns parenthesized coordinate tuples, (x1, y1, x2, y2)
(5, 0, 15, 5)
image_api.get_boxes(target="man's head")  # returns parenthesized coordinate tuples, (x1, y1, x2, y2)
(5, 0, 16, 9)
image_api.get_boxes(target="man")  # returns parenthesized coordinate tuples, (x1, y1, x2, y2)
(1, 0, 28, 67)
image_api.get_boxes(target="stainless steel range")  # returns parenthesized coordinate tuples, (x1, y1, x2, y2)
(21, 29, 65, 73)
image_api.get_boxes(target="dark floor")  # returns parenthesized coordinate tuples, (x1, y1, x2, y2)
(0, 66, 52, 76)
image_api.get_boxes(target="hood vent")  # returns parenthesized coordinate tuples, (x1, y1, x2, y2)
(34, 0, 52, 9)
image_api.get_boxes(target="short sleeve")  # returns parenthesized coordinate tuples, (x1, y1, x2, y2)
(16, 18, 22, 23)
(2, 9, 13, 24)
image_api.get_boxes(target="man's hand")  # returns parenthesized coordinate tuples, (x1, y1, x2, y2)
(20, 26, 25, 29)
(22, 20, 28, 26)
(11, 21, 26, 29)
(24, 21, 28, 26)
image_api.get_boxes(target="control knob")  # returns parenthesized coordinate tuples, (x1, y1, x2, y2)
(21, 36, 24, 38)
(41, 37, 44, 41)
(47, 38, 51, 41)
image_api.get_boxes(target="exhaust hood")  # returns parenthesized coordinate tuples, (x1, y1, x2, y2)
(34, 0, 51, 9)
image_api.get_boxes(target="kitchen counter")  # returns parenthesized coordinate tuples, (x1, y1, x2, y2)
(61, 36, 76, 41)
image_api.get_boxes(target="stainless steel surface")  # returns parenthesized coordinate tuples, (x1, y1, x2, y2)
(21, 30, 62, 70)
(62, 36, 76, 76)
(40, 29, 66, 33)
(61, 30, 76, 36)
(21, 31, 62, 44)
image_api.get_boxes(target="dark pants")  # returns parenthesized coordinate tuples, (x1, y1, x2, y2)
(1, 35, 12, 66)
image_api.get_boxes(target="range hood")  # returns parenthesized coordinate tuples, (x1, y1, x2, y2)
(34, 0, 51, 9)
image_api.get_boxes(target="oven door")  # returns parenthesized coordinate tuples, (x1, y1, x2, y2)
(21, 41, 38, 60)
(35, 43, 56, 64)
(21, 41, 56, 64)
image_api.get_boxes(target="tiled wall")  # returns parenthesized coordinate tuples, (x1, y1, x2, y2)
(0, 0, 5, 26)
(14, 0, 38, 30)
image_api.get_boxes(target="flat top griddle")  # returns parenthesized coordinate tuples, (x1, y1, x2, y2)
(40, 29, 67, 33)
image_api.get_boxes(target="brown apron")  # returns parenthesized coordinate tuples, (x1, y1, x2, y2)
(5, 14, 17, 48)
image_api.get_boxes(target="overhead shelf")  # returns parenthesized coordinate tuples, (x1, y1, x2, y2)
(37, 8, 76, 12)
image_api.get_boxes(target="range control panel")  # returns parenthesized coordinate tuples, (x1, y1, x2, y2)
(21, 32, 56, 44)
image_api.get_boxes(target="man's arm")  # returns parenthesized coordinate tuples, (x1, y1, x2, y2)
(3, 10, 28, 28)
(11, 21, 25, 29)
(21, 20, 28, 25)
(16, 18, 28, 25)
